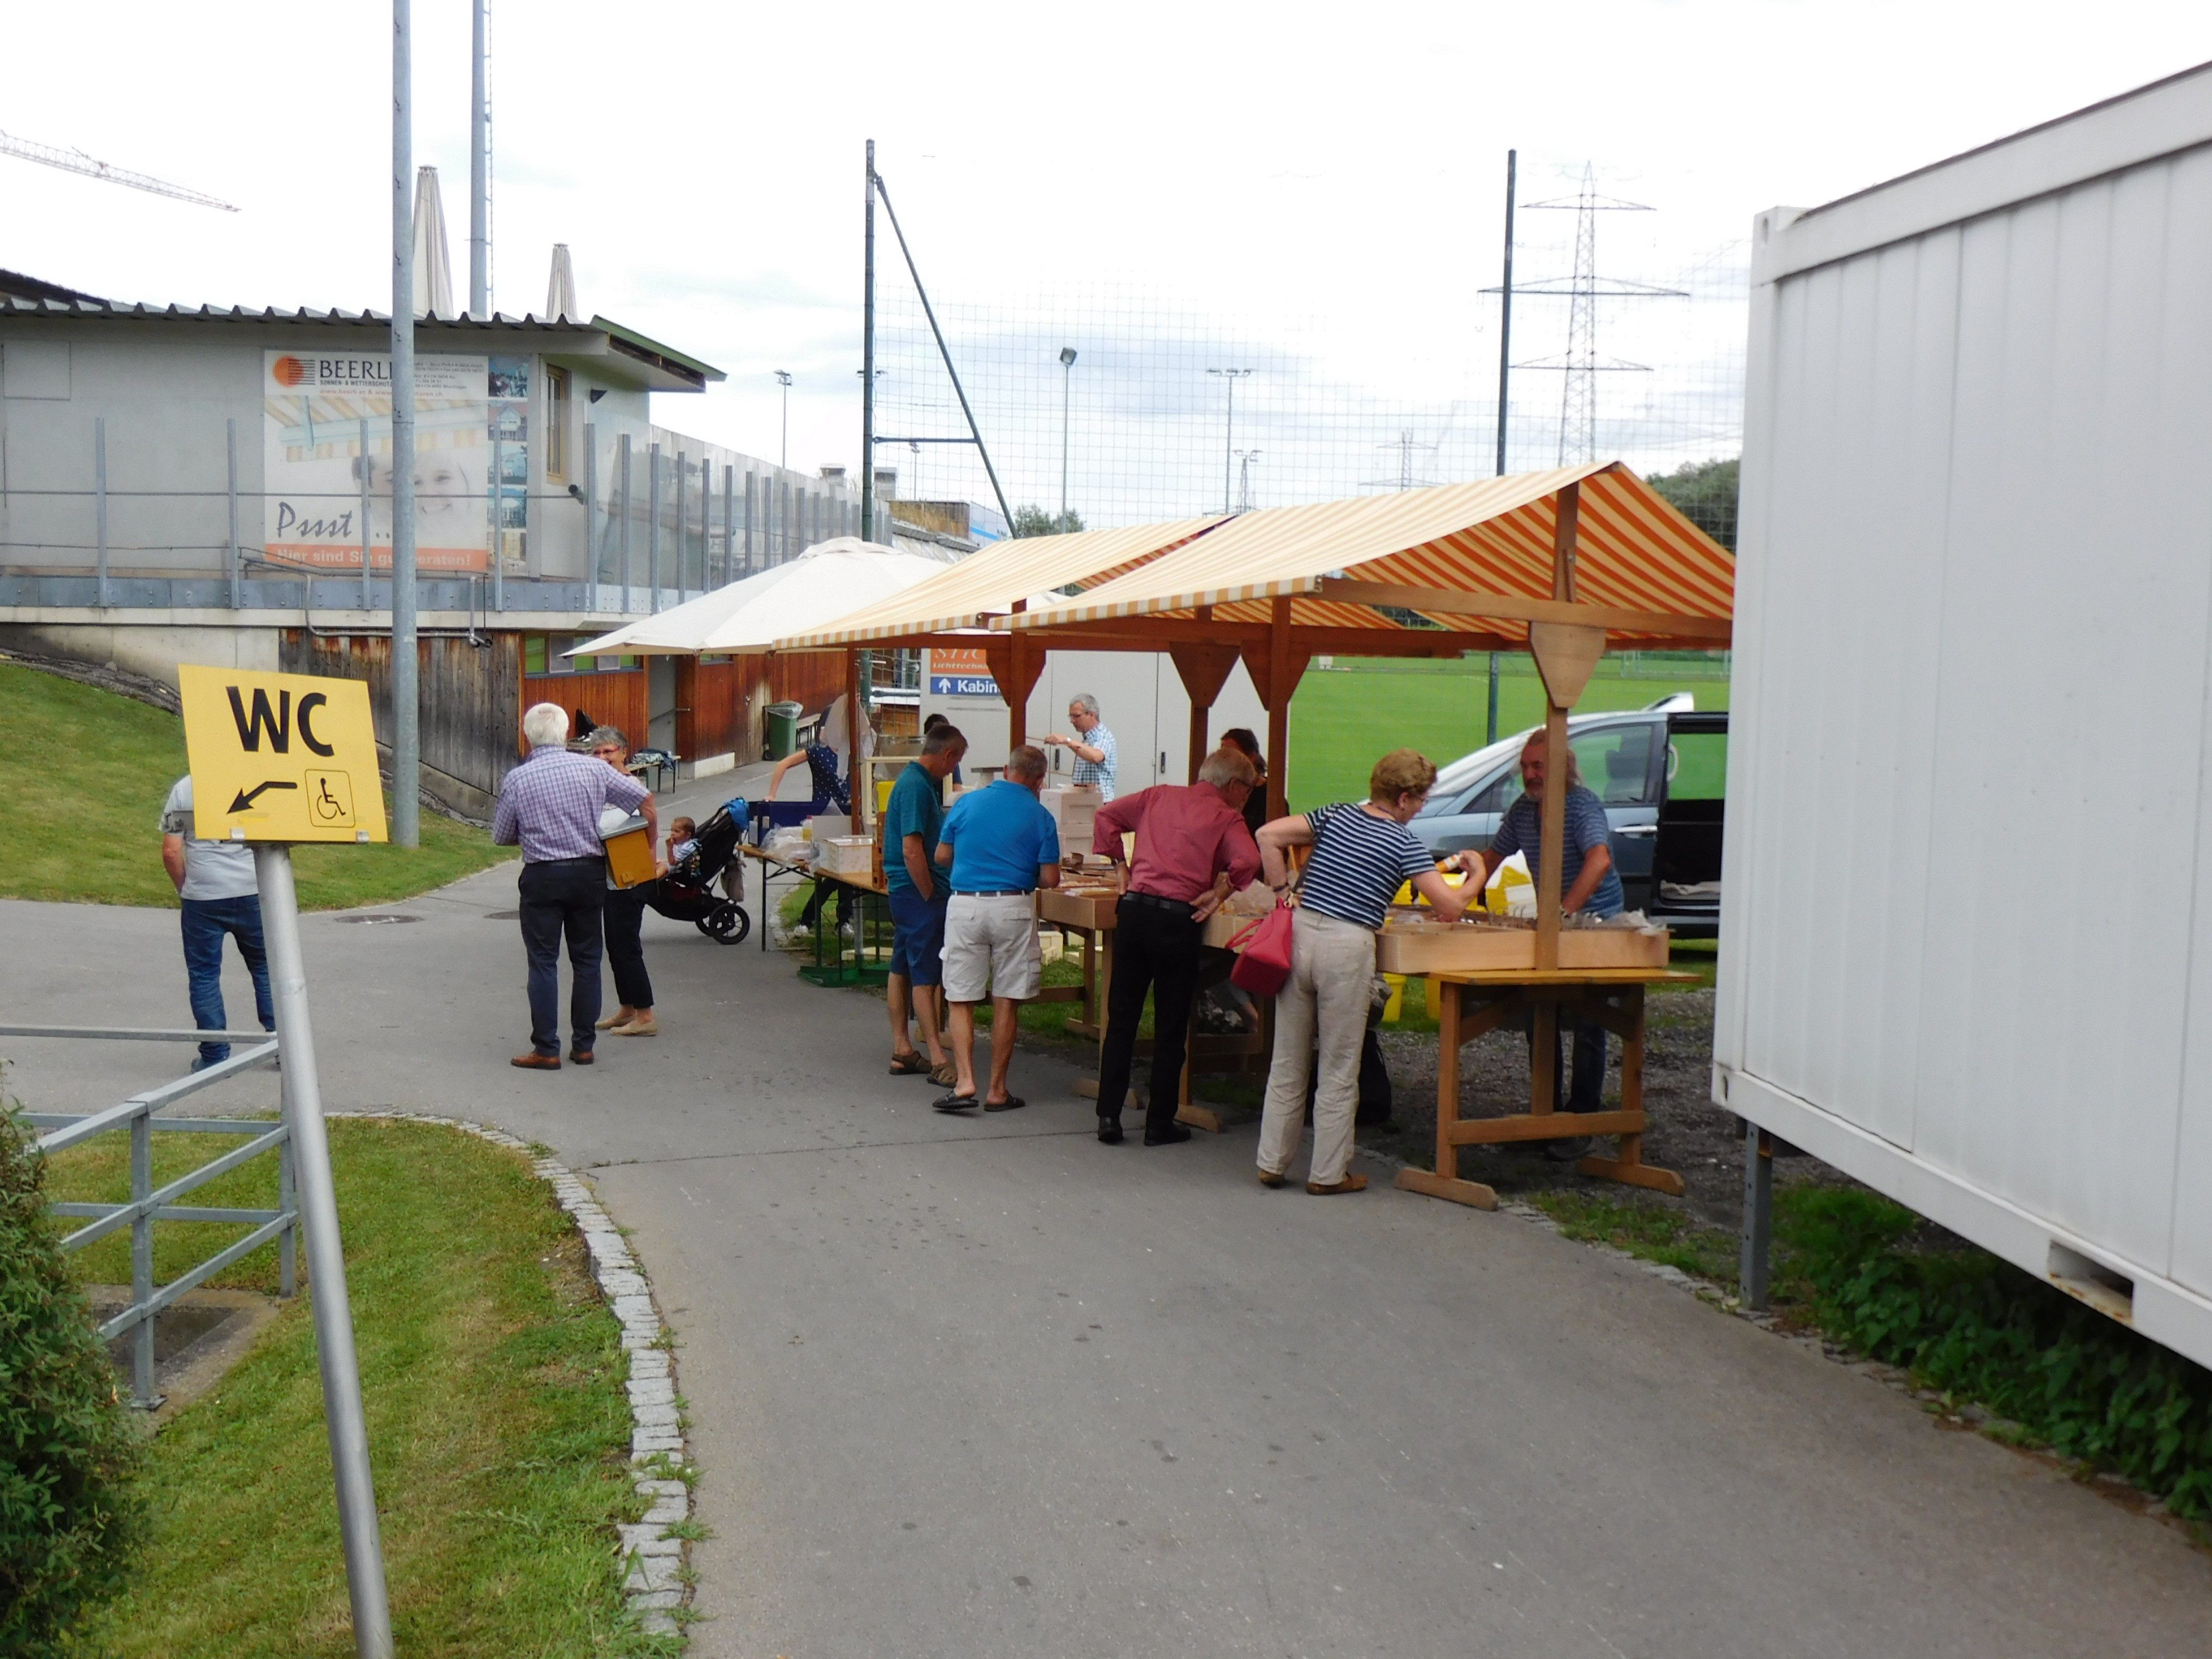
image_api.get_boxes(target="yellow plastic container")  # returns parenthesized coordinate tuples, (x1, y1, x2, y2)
(602, 815, 657, 889)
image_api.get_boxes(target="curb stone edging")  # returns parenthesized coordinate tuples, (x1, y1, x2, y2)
(328, 1114, 693, 1640)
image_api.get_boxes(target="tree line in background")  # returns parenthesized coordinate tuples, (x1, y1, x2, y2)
(1647, 457, 1739, 551)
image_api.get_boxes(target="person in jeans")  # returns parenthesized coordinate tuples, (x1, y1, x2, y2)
(160, 774, 274, 1072)
(588, 727, 660, 1038)
(932, 744, 1061, 1112)
(1458, 726, 1626, 1158)
(493, 702, 652, 1070)
(1254, 749, 1475, 1193)
(1088, 748, 1260, 1146)
(883, 722, 966, 1085)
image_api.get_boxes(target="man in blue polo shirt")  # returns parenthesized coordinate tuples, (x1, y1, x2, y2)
(932, 744, 1061, 1112)
(882, 722, 966, 1086)
(1462, 727, 1624, 1156)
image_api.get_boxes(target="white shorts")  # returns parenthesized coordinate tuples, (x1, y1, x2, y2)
(942, 892, 1042, 1003)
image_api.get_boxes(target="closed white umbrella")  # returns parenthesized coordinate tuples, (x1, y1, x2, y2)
(567, 538, 951, 658)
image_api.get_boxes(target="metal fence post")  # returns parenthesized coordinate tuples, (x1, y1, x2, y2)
(743, 471, 756, 575)
(278, 1132, 298, 1299)
(129, 1105, 153, 1405)
(95, 417, 109, 609)
(227, 417, 243, 611)
(490, 434, 505, 613)
(648, 442, 662, 613)
(583, 420, 600, 598)
(359, 417, 374, 613)
(721, 464, 734, 588)
(254, 843, 393, 1656)
(618, 433, 633, 614)
(674, 449, 686, 605)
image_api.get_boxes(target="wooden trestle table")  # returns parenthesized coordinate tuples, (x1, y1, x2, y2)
(1393, 966, 1700, 1210)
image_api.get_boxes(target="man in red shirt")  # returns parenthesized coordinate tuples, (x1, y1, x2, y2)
(1090, 747, 1262, 1145)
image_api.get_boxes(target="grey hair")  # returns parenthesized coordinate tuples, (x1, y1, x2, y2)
(1006, 743, 1049, 782)
(919, 724, 966, 758)
(521, 703, 570, 749)
(1068, 693, 1101, 718)
(1519, 727, 1581, 789)
(1198, 747, 1257, 789)
(589, 726, 630, 755)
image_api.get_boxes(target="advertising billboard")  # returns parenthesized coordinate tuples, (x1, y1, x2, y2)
(926, 646, 1000, 697)
(261, 349, 530, 574)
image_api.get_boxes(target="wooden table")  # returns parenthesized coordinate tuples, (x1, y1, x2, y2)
(1035, 885, 1271, 1132)
(1394, 967, 1699, 1210)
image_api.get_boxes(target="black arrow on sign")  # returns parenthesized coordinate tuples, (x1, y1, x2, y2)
(228, 780, 299, 812)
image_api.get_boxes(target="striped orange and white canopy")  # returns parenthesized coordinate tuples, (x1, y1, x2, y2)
(777, 516, 1223, 650)
(990, 463, 1731, 648)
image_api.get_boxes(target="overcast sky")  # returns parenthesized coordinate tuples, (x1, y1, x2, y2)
(6, 2, 2209, 500)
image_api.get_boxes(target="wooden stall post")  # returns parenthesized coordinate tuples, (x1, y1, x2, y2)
(846, 650, 864, 833)
(1243, 596, 1309, 822)
(983, 633, 1047, 759)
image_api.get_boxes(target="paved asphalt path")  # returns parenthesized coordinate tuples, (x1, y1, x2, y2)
(7, 773, 2211, 1657)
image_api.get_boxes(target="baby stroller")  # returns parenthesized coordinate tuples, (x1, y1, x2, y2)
(645, 799, 751, 945)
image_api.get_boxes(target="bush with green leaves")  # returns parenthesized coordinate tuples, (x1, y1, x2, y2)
(0, 1101, 144, 1651)
(1778, 1186, 2212, 1518)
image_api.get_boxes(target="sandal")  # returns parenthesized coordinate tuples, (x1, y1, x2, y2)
(983, 1095, 1027, 1113)
(932, 1092, 980, 1112)
(928, 1061, 958, 1088)
(1305, 1173, 1369, 1196)
(889, 1052, 930, 1076)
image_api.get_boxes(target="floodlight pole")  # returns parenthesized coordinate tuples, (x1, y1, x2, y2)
(1209, 368, 1250, 514)
(256, 844, 393, 1659)
(390, 0, 420, 847)
(1495, 147, 1515, 477)
(468, 0, 489, 317)
(861, 140, 875, 548)
(1059, 347, 1077, 520)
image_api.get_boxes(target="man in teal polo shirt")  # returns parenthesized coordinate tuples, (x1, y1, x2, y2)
(884, 723, 966, 1085)
(932, 744, 1062, 1112)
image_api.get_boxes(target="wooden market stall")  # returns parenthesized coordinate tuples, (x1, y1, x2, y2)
(990, 462, 1735, 1202)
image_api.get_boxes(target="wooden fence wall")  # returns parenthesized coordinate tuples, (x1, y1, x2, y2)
(523, 669, 649, 756)
(280, 630, 523, 820)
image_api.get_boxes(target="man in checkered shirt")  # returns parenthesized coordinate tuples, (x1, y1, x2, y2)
(493, 703, 654, 1069)
(1043, 692, 1117, 799)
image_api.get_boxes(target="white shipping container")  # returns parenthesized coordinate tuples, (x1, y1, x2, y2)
(1721, 64, 2212, 1368)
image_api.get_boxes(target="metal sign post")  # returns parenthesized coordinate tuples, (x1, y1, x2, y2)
(178, 663, 393, 1657)
(257, 844, 393, 1659)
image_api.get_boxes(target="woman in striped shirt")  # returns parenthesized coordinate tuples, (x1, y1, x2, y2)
(1253, 749, 1477, 1194)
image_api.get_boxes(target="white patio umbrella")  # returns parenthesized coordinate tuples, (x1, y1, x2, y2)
(566, 538, 951, 658)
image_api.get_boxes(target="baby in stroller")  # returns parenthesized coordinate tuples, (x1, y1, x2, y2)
(645, 801, 751, 945)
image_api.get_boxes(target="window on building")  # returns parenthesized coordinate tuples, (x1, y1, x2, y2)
(545, 365, 571, 480)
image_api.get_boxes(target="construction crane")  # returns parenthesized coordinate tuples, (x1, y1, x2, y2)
(0, 128, 238, 212)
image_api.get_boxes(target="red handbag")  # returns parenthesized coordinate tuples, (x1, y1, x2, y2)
(1228, 904, 1296, 997)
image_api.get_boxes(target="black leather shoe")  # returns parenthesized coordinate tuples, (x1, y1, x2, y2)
(1143, 1124, 1194, 1147)
(1097, 1117, 1124, 1144)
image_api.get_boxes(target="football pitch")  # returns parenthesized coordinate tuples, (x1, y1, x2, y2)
(1283, 653, 1731, 811)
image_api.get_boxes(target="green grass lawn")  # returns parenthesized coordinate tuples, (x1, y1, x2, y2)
(46, 1117, 671, 1657)
(1285, 653, 1729, 810)
(0, 661, 514, 909)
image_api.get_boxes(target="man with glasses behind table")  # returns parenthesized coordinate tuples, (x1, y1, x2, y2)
(493, 702, 654, 1070)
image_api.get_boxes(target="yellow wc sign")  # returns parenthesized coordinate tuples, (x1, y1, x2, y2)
(178, 664, 389, 844)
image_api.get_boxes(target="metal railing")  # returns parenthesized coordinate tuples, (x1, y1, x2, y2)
(5, 1023, 298, 1408)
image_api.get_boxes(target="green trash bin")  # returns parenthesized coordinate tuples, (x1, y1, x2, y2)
(764, 700, 803, 761)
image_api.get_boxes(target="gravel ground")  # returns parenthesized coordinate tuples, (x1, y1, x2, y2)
(1362, 988, 1770, 1225)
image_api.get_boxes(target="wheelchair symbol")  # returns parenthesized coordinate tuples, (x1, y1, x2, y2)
(306, 770, 354, 827)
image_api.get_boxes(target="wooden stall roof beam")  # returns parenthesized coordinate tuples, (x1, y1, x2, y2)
(1170, 621, 1239, 784)
(1312, 579, 1732, 645)
(981, 632, 1046, 754)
